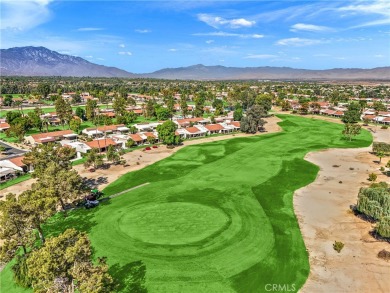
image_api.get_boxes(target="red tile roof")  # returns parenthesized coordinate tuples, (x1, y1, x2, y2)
(9, 156, 26, 167)
(31, 130, 75, 142)
(129, 134, 144, 142)
(230, 121, 240, 128)
(205, 124, 224, 131)
(363, 115, 376, 120)
(176, 117, 204, 125)
(0, 122, 10, 130)
(144, 132, 156, 138)
(86, 138, 117, 149)
(185, 126, 202, 133)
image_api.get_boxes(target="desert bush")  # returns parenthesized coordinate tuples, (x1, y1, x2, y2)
(368, 173, 377, 182)
(380, 166, 385, 172)
(356, 187, 390, 220)
(378, 249, 390, 261)
(333, 241, 344, 253)
(377, 216, 390, 238)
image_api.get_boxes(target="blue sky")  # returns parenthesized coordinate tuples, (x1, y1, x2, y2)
(1, 0, 389, 73)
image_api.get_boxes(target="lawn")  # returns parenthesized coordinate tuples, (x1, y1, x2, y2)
(0, 115, 372, 293)
(0, 174, 31, 190)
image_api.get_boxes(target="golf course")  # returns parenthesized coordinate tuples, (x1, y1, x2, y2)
(1, 115, 372, 293)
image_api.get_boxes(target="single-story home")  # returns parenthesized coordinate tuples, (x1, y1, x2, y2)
(60, 141, 91, 156)
(85, 138, 121, 152)
(82, 124, 126, 137)
(25, 130, 77, 145)
(0, 155, 31, 173)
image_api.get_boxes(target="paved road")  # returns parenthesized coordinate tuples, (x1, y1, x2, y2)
(0, 140, 28, 161)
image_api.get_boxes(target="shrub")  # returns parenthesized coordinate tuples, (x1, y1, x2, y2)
(368, 173, 377, 182)
(380, 166, 385, 172)
(381, 125, 388, 129)
(373, 142, 390, 155)
(356, 186, 390, 220)
(378, 249, 390, 261)
(333, 241, 344, 253)
(377, 216, 390, 238)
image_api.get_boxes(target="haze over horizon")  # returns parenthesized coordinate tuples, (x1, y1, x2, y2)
(1, 0, 389, 73)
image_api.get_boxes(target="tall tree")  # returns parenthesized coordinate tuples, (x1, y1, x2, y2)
(69, 117, 82, 133)
(180, 96, 189, 118)
(55, 97, 73, 129)
(342, 102, 361, 123)
(84, 148, 105, 169)
(32, 162, 86, 212)
(240, 105, 267, 134)
(23, 143, 76, 177)
(212, 99, 224, 116)
(342, 123, 362, 141)
(156, 120, 180, 145)
(112, 95, 127, 117)
(26, 229, 114, 293)
(193, 95, 205, 117)
(0, 194, 31, 263)
(86, 99, 98, 121)
(37, 83, 51, 99)
(106, 145, 121, 164)
(19, 189, 57, 244)
(145, 99, 156, 119)
(255, 93, 273, 112)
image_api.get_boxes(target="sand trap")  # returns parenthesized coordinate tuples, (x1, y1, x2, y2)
(294, 124, 390, 292)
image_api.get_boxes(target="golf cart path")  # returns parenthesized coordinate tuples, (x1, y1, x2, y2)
(109, 182, 150, 198)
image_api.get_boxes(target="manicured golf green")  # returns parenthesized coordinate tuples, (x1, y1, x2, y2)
(0, 115, 372, 293)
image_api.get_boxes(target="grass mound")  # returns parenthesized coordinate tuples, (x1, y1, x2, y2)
(0, 115, 372, 293)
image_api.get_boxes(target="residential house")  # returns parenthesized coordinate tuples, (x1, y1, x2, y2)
(85, 138, 121, 152)
(0, 155, 31, 173)
(25, 130, 77, 145)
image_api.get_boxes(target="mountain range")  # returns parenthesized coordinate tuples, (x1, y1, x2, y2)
(1, 46, 389, 81)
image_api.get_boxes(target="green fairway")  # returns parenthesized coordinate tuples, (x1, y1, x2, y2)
(0, 115, 372, 293)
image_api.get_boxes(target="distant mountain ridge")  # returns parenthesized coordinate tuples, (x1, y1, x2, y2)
(0, 46, 136, 78)
(144, 64, 390, 81)
(1, 46, 389, 80)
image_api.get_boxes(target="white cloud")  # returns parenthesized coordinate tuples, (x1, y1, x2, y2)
(244, 54, 277, 59)
(135, 29, 151, 33)
(168, 48, 177, 52)
(290, 23, 333, 32)
(118, 51, 132, 56)
(85, 55, 93, 59)
(0, 0, 53, 30)
(77, 27, 104, 31)
(197, 14, 255, 29)
(119, 44, 125, 48)
(339, 0, 390, 27)
(276, 38, 326, 46)
(194, 31, 263, 39)
(374, 54, 384, 58)
(205, 40, 214, 44)
(97, 58, 105, 61)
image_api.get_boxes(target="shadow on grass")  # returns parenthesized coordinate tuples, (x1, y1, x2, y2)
(110, 260, 147, 293)
(43, 200, 112, 238)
